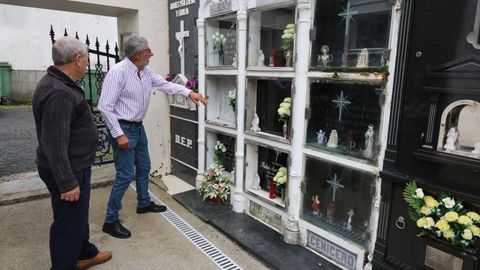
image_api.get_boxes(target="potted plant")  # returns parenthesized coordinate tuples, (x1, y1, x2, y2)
(198, 141, 231, 202)
(281, 23, 295, 67)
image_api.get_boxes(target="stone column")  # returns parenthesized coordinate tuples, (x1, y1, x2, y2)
(283, 0, 311, 245)
(196, 17, 206, 187)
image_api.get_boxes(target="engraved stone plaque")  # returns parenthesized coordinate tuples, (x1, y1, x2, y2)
(424, 245, 463, 270)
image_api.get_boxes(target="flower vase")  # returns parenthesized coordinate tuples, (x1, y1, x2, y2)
(282, 122, 288, 139)
(285, 50, 293, 67)
(209, 197, 223, 203)
(268, 180, 276, 199)
(218, 51, 224, 66)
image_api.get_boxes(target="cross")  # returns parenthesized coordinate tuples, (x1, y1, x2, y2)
(466, 0, 480, 49)
(338, 1, 359, 66)
(175, 20, 190, 74)
(326, 173, 344, 202)
(332, 90, 351, 121)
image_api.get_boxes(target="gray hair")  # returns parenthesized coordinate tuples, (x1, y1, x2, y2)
(124, 35, 148, 59)
(52, 37, 88, 65)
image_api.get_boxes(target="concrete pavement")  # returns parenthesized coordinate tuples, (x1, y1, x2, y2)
(0, 166, 271, 270)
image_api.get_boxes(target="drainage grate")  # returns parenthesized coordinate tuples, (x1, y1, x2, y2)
(131, 185, 243, 270)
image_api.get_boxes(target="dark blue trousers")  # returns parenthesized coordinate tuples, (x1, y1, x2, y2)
(38, 166, 98, 270)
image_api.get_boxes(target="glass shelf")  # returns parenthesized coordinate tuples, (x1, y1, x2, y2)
(311, 0, 392, 69)
(247, 5, 295, 68)
(301, 157, 376, 247)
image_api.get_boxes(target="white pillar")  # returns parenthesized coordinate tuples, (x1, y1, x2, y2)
(232, 0, 247, 213)
(196, 17, 206, 187)
(283, 0, 311, 245)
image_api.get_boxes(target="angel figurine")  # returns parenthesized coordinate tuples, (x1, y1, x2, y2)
(311, 195, 320, 215)
(250, 114, 261, 132)
(443, 127, 458, 151)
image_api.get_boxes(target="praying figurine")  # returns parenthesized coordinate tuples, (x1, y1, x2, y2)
(317, 45, 333, 67)
(311, 195, 320, 215)
(443, 127, 459, 151)
(316, 130, 326, 145)
(250, 113, 261, 132)
(356, 48, 369, 68)
(472, 139, 480, 154)
(257, 50, 265, 66)
(232, 54, 237, 66)
(327, 129, 338, 148)
(326, 203, 335, 223)
(363, 124, 375, 159)
(344, 209, 354, 231)
(251, 173, 261, 190)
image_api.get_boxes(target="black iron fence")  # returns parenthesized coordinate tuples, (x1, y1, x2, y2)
(50, 26, 119, 165)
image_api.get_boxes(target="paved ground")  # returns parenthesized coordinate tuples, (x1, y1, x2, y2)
(0, 179, 271, 270)
(0, 106, 37, 178)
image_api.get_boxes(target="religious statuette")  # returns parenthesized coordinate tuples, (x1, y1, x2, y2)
(317, 45, 333, 67)
(356, 48, 369, 68)
(344, 209, 354, 231)
(363, 124, 375, 159)
(326, 203, 336, 223)
(443, 127, 459, 151)
(257, 50, 265, 67)
(250, 113, 261, 132)
(251, 173, 261, 190)
(327, 129, 338, 148)
(316, 129, 327, 145)
(472, 139, 480, 154)
(311, 195, 320, 215)
(232, 54, 237, 66)
(285, 50, 293, 67)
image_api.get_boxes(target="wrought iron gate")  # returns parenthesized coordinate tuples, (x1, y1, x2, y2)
(49, 26, 119, 165)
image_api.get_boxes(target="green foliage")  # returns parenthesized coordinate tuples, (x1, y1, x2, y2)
(403, 181, 421, 221)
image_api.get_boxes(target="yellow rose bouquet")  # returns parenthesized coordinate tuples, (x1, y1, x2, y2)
(404, 181, 480, 248)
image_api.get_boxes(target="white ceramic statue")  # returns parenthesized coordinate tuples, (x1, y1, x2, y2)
(257, 50, 265, 66)
(317, 45, 333, 67)
(356, 48, 369, 68)
(443, 127, 459, 151)
(472, 139, 480, 154)
(251, 173, 261, 190)
(363, 124, 375, 158)
(345, 209, 354, 231)
(232, 54, 237, 66)
(327, 129, 338, 148)
(250, 113, 261, 132)
(316, 130, 327, 145)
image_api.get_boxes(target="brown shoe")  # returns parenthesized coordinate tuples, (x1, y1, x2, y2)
(76, 251, 112, 270)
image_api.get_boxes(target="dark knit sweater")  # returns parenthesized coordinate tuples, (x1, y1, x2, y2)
(33, 66, 98, 192)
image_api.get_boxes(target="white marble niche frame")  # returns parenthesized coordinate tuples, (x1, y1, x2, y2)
(205, 130, 236, 186)
(437, 99, 480, 159)
(205, 13, 238, 68)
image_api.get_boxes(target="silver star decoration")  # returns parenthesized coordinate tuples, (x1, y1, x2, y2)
(332, 90, 351, 121)
(326, 173, 344, 202)
(338, 1, 359, 36)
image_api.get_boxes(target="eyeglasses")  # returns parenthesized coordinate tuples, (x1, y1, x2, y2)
(140, 48, 152, 54)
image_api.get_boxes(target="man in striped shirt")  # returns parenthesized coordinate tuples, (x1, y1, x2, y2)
(98, 35, 207, 239)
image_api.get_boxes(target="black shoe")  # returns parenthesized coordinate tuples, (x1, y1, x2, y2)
(102, 221, 131, 239)
(136, 201, 167, 214)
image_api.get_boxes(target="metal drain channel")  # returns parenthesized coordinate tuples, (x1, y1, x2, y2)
(131, 185, 243, 270)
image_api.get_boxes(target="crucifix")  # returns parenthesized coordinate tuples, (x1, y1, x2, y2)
(467, 0, 480, 49)
(332, 90, 351, 122)
(338, 1, 358, 66)
(326, 173, 344, 202)
(175, 20, 190, 74)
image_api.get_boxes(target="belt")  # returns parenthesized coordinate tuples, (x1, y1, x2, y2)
(118, 119, 143, 125)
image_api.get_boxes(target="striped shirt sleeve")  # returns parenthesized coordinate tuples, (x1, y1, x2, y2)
(98, 68, 125, 138)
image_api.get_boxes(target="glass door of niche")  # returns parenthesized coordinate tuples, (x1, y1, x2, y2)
(206, 14, 237, 68)
(245, 143, 289, 207)
(246, 78, 292, 140)
(247, 5, 296, 68)
(206, 131, 236, 185)
(311, 0, 392, 70)
(306, 80, 383, 163)
(301, 157, 376, 247)
(205, 76, 237, 128)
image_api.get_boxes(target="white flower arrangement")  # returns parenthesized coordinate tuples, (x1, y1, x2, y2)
(228, 89, 236, 111)
(277, 97, 291, 124)
(213, 140, 227, 162)
(281, 23, 295, 51)
(404, 181, 480, 248)
(198, 162, 231, 201)
(212, 32, 227, 54)
(273, 167, 288, 185)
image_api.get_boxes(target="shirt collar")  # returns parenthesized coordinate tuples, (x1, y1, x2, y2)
(124, 57, 139, 73)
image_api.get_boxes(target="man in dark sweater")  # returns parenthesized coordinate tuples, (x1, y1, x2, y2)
(33, 36, 112, 270)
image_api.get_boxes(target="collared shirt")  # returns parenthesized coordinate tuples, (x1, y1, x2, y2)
(98, 58, 191, 138)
